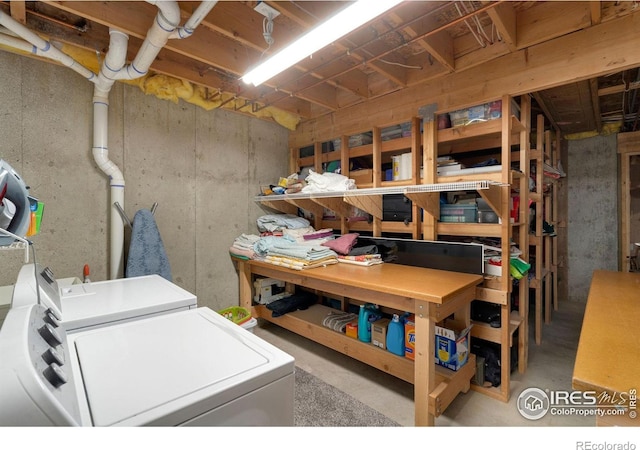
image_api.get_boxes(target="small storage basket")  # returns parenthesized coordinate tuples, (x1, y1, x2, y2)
(218, 306, 252, 325)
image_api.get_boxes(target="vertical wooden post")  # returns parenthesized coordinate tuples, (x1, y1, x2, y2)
(422, 110, 438, 240)
(414, 300, 436, 426)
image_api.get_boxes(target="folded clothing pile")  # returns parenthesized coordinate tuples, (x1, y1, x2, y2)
(229, 233, 260, 260)
(301, 170, 356, 193)
(257, 214, 310, 233)
(266, 291, 318, 318)
(264, 255, 338, 270)
(254, 234, 339, 270)
(267, 242, 336, 261)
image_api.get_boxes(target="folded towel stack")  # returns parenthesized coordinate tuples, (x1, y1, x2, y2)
(322, 311, 358, 332)
(257, 214, 310, 232)
(229, 233, 260, 259)
(265, 254, 338, 270)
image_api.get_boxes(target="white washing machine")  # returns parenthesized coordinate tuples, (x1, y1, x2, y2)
(10, 264, 197, 333)
(0, 302, 295, 426)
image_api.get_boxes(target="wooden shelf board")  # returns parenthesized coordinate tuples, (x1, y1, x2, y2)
(529, 192, 543, 202)
(349, 145, 374, 158)
(382, 221, 415, 233)
(470, 312, 521, 346)
(437, 222, 502, 237)
(469, 383, 509, 402)
(436, 117, 523, 146)
(381, 136, 413, 153)
(254, 303, 473, 401)
(437, 120, 503, 144)
(437, 172, 501, 184)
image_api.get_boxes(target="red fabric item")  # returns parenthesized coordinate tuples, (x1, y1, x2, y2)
(322, 233, 359, 255)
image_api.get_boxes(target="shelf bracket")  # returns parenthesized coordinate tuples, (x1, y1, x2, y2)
(477, 184, 504, 217)
(311, 196, 352, 219)
(343, 194, 382, 220)
(285, 198, 324, 220)
(419, 102, 437, 126)
(260, 199, 299, 216)
(404, 192, 440, 219)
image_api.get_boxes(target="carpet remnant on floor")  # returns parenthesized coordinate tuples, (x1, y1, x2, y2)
(294, 367, 399, 427)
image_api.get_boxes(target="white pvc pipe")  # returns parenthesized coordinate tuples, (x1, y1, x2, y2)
(93, 92, 126, 279)
(0, 13, 95, 81)
(91, 28, 129, 279)
(0, 31, 36, 53)
(95, 30, 129, 93)
(94, 2, 179, 278)
(170, 1, 218, 39)
(2, 2, 217, 280)
(96, 1, 217, 278)
(112, 1, 181, 80)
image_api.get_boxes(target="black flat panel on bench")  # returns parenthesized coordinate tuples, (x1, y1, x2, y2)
(355, 236, 484, 275)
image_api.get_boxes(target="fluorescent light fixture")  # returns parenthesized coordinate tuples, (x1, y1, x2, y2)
(242, 0, 403, 86)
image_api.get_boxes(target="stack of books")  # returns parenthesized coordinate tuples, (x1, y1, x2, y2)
(437, 156, 465, 175)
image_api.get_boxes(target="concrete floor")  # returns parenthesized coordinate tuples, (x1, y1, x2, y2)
(254, 299, 595, 427)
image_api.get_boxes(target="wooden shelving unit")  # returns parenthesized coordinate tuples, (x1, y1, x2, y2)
(618, 131, 640, 272)
(431, 95, 531, 402)
(529, 114, 560, 345)
(263, 94, 531, 404)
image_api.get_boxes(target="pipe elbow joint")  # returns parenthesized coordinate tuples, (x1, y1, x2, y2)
(149, 1, 180, 30)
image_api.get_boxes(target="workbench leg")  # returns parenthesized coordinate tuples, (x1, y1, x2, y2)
(414, 300, 436, 426)
(237, 260, 252, 311)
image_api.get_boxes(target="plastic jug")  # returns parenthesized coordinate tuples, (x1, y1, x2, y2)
(358, 304, 377, 343)
(386, 314, 405, 356)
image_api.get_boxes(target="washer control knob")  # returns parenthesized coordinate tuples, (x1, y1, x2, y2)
(42, 347, 64, 366)
(43, 310, 60, 328)
(43, 363, 68, 388)
(41, 267, 56, 285)
(38, 323, 63, 347)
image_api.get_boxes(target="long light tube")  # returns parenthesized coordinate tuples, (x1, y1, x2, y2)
(242, 0, 403, 86)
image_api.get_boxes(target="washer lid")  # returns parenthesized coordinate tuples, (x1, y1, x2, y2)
(60, 275, 196, 330)
(72, 308, 292, 426)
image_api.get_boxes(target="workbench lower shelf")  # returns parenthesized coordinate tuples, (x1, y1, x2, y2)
(253, 303, 476, 418)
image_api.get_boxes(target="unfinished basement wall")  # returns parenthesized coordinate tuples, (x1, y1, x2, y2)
(0, 51, 288, 311)
(566, 134, 619, 302)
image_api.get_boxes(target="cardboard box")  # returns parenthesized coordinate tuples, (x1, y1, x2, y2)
(345, 321, 358, 339)
(404, 314, 415, 360)
(435, 324, 472, 371)
(350, 169, 373, 186)
(371, 318, 390, 349)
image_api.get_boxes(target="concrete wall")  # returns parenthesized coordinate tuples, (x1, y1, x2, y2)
(566, 134, 618, 302)
(0, 51, 288, 311)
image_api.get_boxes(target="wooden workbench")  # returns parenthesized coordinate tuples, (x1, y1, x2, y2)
(235, 258, 483, 426)
(573, 270, 640, 426)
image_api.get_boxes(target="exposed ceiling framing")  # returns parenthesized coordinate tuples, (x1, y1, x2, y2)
(1, 1, 640, 136)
